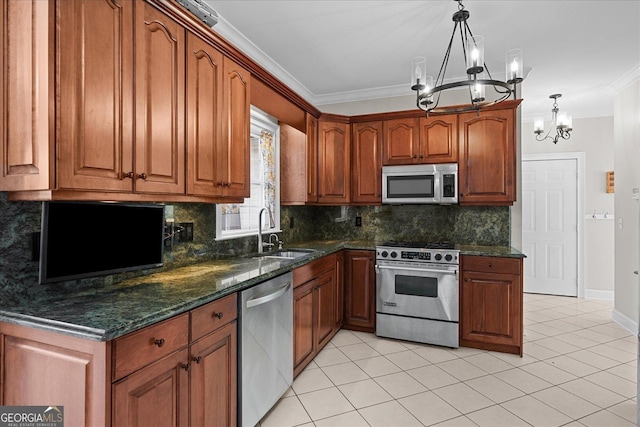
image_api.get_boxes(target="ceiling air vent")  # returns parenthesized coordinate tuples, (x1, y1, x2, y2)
(176, 0, 218, 27)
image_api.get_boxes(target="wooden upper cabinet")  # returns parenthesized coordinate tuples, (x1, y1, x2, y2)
(317, 118, 350, 205)
(134, 2, 185, 195)
(280, 123, 307, 205)
(0, 0, 50, 191)
(306, 114, 319, 204)
(186, 31, 224, 198)
(382, 118, 420, 165)
(221, 56, 251, 198)
(419, 114, 458, 163)
(57, 0, 134, 192)
(351, 121, 382, 204)
(458, 105, 517, 205)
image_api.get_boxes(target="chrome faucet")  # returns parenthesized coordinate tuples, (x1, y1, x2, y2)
(258, 208, 269, 254)
(269, 233, 283, 250)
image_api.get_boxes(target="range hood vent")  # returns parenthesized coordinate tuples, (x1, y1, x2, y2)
(176, 0, 218, 27)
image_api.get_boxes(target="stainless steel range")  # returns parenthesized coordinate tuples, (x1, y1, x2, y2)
(375, 241, 460, 348)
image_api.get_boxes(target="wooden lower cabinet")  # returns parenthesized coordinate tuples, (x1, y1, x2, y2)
(0, 294, 238, 426)
(460, 255, 523, 355)
(0, 323, 108, 427)
(292, 254, 338, 376)
(113, 348, 190, 427)
(190, 322, 237, 427)
(344, 250, 376, 332)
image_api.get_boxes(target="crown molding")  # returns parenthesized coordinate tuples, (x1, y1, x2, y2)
(605, 64, 640, 96)
(213, 15, 317, 104)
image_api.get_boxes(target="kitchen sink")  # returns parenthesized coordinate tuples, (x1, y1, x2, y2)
(256, 249, 315, 260)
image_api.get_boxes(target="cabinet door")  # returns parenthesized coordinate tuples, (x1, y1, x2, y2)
(352, 121, 382, 204)
(221, 56, 251, 198)
(280, 123, 307, 205)
(382, 118, 420, 165)
(419, 114, 458, 163)
(460, 270, 522, 353)
(190, 322, 237, 427)
(2, 329, 107, 427)
(113, 348, 190, 427)
(293, 280, 316, 376)
(315, 269, 335, 349)
(0, 0, 50, 191)
(186, 31, 224, 197)
(344, 250, 376, 332)
(458, 107, 516, 205)
(306, 114, 319, 203)
(317, 120, 350, 204)
(134, 2, 185, 195)
(57, 0, 134, 192)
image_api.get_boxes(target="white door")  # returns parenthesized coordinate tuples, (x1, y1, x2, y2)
(522, 158, 578, 296)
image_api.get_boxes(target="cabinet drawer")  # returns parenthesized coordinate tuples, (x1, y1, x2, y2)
(112, 313, 189, 381)
(462, 256, 521, 275)
(190, 293, 238, 342)
(293, 254, 336, 287)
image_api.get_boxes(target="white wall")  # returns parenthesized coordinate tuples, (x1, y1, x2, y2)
(521, 116, 615, 299)
(613, 80, 640, 330)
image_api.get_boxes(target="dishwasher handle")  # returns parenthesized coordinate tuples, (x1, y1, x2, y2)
(246, 282, 291, 308)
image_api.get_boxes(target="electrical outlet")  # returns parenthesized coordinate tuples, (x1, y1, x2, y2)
(355, 216, 362, 227)
(289, 217, 295, 228)
(178, 222, 194, 242)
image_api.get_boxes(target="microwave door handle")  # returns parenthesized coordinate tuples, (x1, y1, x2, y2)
(375, 265, 458, 275)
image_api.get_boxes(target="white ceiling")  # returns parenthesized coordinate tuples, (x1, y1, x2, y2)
(206, 0, 640, 121)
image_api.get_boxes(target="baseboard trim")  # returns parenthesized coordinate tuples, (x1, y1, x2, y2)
(611, 309, 638, 335)
(584, 289, 614, 301)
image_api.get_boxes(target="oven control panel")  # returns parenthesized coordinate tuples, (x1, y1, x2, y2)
(376, 247, 459, 265)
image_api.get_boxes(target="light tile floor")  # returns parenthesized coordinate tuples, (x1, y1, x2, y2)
(260, 294, 638, 427)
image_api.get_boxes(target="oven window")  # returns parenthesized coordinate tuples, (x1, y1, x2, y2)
(387, 175, 435, 198)
(395, 275, 438, 298)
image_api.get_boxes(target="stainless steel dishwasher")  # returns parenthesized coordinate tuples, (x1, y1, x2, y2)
(239, 272, 293, 427)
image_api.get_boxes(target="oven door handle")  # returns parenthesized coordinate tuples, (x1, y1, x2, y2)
(375, 265, 458, 275)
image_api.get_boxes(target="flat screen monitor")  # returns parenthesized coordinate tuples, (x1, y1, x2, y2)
(39, 201, 165, 284)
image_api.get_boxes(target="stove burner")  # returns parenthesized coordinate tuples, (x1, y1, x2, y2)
(381, 241, 455, 250)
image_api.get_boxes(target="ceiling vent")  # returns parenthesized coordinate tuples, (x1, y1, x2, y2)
(176, 0, 218, 27)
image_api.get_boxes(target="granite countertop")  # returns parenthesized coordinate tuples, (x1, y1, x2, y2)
(0, 240, 523, 342)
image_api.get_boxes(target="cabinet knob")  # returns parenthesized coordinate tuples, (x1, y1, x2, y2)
(181, 363, 191, 371)
(122, 171, 134, 180)
(413, 155, 417, 159)
(464, 278, 469, 282)
(153, 338, 165, 347)
(488, 262, 493, 268)
(192, 356, 202, 364)
(419, 155, 424, 159)
(212, 312, 223, 320)
(137, 173, 148, 180)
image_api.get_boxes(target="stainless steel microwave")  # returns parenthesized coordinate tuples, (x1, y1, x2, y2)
(382, 163, 458, 204)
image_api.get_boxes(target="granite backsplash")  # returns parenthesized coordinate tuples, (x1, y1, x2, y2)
(0, 192, 509, 299)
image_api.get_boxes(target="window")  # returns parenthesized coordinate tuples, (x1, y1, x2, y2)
(216, 107, 280, 240)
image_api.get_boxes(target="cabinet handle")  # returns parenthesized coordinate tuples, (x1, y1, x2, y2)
(122, 171, 134, 180)
(212, 312, 223, 319)
(153, 338, 165, 347)
(137, 173, 148, 180)
(226, 182, 232, 187)
(192, 356, 202, 364)
(181, 363, 191, 371)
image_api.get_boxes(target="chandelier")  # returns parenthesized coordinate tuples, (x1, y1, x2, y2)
(533, 94, 572, 144)
(410, 0, 523, 115)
